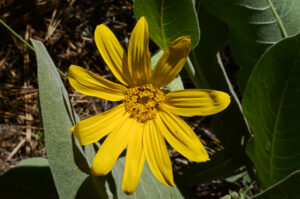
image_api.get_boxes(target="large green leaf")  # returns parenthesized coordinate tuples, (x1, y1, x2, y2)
(32, 39, 184, 199)
(243, 33, 300, 187)
(134, 0, 200, 50)
(253, 170, 300, 199)
(175, 151, 244, 186)
(201, 0, 300, 91)
(0, 158, 58, 199)
(189, 3, 251, 155)
(188, 3, 227, 89)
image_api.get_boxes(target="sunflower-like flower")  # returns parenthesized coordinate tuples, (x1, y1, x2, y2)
(69, 17, 230, 194)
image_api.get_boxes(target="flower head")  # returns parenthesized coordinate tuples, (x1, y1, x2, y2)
(69, 17, 230, 194)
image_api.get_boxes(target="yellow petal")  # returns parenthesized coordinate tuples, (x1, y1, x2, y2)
(143, 120, 174, 186)
(122, 122, 145, 194)
(164, 89, 231, 116)
(91, 115, 136, 176)
(151, 36, 191, 88)
(128, 17, 151, 85)
(71, 104, 126, 145)
(95, 24, 131, 86)
(156, 110, 209, 162)
(68, 65, 127, 101)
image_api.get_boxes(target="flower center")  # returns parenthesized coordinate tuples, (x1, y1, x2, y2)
(124, 84, 165, 122)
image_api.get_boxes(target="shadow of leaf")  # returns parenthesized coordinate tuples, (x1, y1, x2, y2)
(72, 135, 91, 175)
(0, 165, 58, 199)
(72, 137, 119, 198)
(75, 175, 109, 199)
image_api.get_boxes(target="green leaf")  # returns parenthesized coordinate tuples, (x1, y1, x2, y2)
(189, 3, 251, 155)
(32, 39, 185, 199)
(225, 171, 249, 184)
(134, 0, 200, 50)
(0, 158, 58, 199)
(176, 151, 244, 186)
(183, 4, 253, 185)
(243, 33, 300, 187)
(253, 170, 300, 199)
(188, 3, 227, 89)
(201, 0, 300, 91)
(32, 39, 107, 199)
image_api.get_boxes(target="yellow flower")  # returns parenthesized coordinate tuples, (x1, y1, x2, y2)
(68, 17, 230, 194)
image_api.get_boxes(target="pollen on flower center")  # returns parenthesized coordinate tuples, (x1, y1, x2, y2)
(124, 84, 165, 122)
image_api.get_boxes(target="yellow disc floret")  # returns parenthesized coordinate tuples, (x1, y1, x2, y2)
(124, 84, 165, 122)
